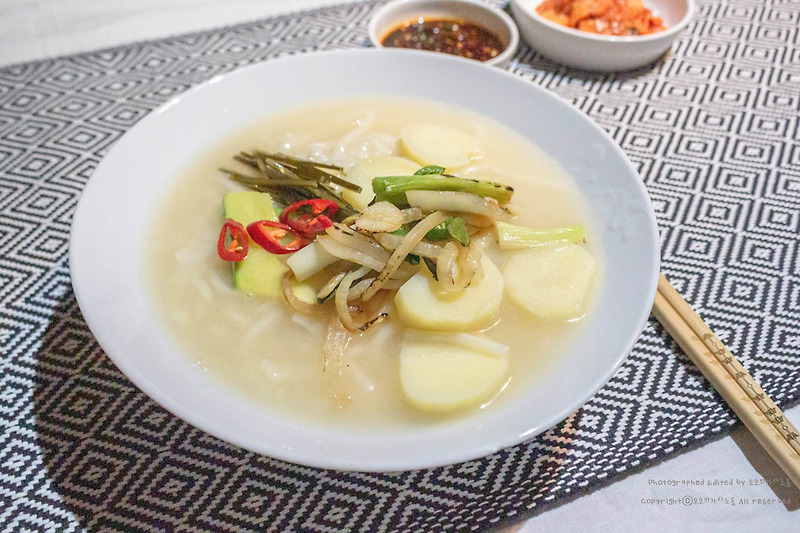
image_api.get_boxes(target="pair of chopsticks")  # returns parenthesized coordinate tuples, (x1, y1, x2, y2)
(652, 273, 800, 489)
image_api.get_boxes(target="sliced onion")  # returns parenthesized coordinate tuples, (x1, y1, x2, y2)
(334, 265, 371, 331)
(327, 223, 391, 257)
(326, 223, 391, 260)
(464, 213, 503, 228)
(281, 271, 323, 314)
(436, 241, 459, 291)
(316, 270, 347, 301)
(437, 240, 484, 292)
(401, 207, 424, 223)
(353, 201, 405, 234)
(362, 210, 447, 301)
(390, 262, 417, 282)
(347, 278, 374, 300)
(406, 190, 503, 221)
(357, 290, 391, 331)
(317, 235, 386, 272)
(340, 214, 359, 226)
(373, 232, 443, 259)
(347, 264, 413, 293)
(460, 240, 485, 285)
(381, 277, 411, 290)
(347, 274, 411, 298)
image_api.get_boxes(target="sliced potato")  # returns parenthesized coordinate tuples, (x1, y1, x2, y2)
(503, 242, 597, 321)
(343, 155, 420, 211)
(400, 341, 509, 412)
(400, 123, 482, 169)
(394, 255, 503, 331)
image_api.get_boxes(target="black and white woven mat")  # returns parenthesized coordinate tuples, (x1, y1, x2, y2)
(1, 0, 799, 530)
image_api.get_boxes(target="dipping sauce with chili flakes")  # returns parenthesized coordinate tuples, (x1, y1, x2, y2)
(381, 18, 506, 62)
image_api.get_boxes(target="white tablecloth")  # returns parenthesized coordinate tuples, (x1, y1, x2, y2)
(3, 1, 797, 530)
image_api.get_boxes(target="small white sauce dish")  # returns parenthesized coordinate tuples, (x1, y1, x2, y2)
(510, 0, 694, 71)
(368, 0, 520, 68)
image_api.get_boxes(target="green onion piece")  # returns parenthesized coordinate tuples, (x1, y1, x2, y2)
(495, 221, 585, 250)
(390, 227, 421, 265)
(372, 175, 514, 206)
(424, 216, 469, 246)
(445, 216, 470, 247)
(424, 222, 449, 241)
(422, 257, 438, 280)
(414, 165, 446, 175)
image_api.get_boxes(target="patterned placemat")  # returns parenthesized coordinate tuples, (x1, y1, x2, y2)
(1, 0, 799, 530)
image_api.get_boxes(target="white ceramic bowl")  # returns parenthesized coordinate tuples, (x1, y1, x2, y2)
(70, 49, 659, 472)
(368, 0, 520, 67)
(511, 0, 693, 71)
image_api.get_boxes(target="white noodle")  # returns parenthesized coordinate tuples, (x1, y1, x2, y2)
(322, 314, 352, 408)
(207, 267, 233, 294)
(346, 363, 376, 394)
(334, 110, 376, 155)
(174, 242, 209, 265)
(243, 314, 275, 353)
(274, 110, 399, 168)
(190, 276, 214, 302)
(405, 331, 509, 357)
(291, 313, 326, 335)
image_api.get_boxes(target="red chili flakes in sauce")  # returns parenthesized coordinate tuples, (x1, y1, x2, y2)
(381, 18, 505, 62)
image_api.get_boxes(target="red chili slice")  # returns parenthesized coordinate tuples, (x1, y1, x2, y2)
(247, 220, 311, 254)
(279, 199, 338, 236)
(217, 219, 249, 262)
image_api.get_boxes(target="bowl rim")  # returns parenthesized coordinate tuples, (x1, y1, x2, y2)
(367, 0, 521, 67)
(511, 0, 695, 43)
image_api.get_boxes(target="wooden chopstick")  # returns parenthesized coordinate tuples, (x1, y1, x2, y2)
(652, 273, 800, 489)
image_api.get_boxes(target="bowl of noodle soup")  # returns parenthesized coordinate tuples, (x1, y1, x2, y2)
(70, 49, 659, 471)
